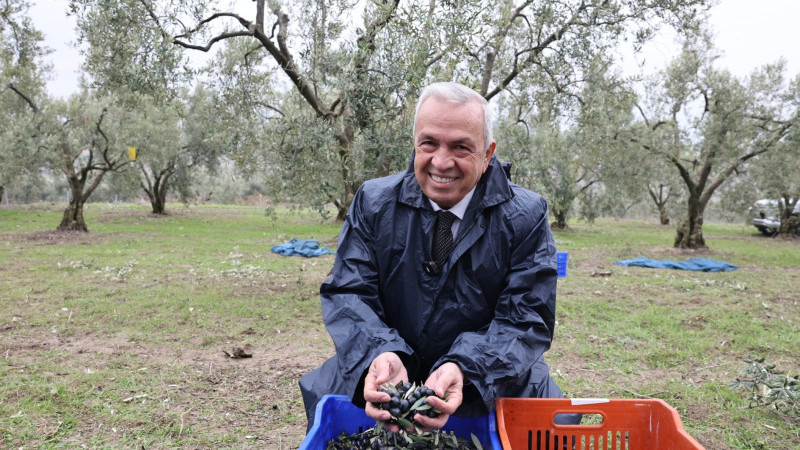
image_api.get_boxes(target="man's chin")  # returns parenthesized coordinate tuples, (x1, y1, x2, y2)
(430, 197, 456, 210)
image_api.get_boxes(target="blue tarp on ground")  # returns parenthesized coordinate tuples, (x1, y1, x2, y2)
(271, 239, 335, 257)
(615, 257, 738, 272)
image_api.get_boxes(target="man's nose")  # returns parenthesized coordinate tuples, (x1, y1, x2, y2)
(431, 147, 454, 169)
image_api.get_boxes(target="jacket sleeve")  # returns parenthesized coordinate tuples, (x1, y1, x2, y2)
(437, 194, 558, 411)
(319, 187, 415, 401)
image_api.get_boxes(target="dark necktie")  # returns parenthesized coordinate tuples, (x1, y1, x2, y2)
(432, 210, 457, 268)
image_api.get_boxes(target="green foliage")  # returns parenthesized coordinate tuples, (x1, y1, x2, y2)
(496, 56, 641, 228)
(69, 0, 188, 102)
(111, 0, 712, 220)
(0, 0, 51, 202)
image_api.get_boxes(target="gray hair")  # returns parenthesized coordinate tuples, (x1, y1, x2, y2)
(413, 82, 493, 150)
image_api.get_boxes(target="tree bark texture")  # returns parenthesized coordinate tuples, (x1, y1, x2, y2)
(777, 198, 800, 237)
(674, 195, 706, 248)
(58, 186, 89, 232)
(149, 175, 169, 215)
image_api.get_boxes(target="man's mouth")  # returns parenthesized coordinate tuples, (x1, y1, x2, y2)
(431, 174, 455, 183)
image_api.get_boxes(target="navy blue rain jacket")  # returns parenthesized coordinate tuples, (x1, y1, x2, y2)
(301, 155, 560, 421)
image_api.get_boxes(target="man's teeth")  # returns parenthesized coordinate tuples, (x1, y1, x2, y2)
(432, 175, 454, 183)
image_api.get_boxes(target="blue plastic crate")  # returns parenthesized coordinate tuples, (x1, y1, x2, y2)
(299, 394, 502, 449)
(557, 251, 568, 278)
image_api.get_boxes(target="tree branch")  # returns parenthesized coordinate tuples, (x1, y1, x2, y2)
(6, 83, 39, 113)
(484, 1, 590, 100)
(174, 30, 253, 52)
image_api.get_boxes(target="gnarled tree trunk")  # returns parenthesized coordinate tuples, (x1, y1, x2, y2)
(142, 169, 172, 215)
(674, 194, 707, 248)
(58, 174, 92, 232)
(58, 197, 88, 232)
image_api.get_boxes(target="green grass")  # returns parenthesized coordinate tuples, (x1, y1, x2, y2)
(1, 203, 799, 448)
(551, 219, 800, 449)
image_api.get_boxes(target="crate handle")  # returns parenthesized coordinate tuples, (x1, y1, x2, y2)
(553, 399, 611, 428)
(570, 398, 610, 405)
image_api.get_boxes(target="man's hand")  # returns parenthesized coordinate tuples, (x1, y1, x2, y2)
(414, 362, 464, 430)
(363, 352, 409, 423)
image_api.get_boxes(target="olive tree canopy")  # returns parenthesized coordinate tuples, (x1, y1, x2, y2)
(94, 0, 710, 219)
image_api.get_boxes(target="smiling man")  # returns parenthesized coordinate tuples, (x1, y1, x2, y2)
(299, 82, 570, 430)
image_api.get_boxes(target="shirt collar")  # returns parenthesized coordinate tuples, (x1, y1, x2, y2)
(429, 185, 476, 220)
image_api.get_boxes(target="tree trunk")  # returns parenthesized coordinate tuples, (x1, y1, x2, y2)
(551, 208, 568, 230)
(333, 123, 357, 221)
(674, 195, 706, 248)
(150, 175, 170, 215)
(335, 187, 355, 221)
(151, 192, 166, 215)
(648, 184, 671, 225)
(0, 185, 5, 205)
(777, 198, 799, 237)
(140, 167, 173, 215)
(58, 186, 88, 232)
(658, 205, 670, 225)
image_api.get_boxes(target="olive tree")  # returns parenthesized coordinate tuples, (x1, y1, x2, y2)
(496, 56, 640, 229)
(70, 0, 172, 210)
(0, 0, 50, 204)
(747, 75, 800, 237)
(633, 35, 799, 248)
(117, 97, 183, 213)
(7, 87, 129, 230)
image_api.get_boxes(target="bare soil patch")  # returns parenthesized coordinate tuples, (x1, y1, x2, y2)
(3, 324, 333, 448)
(23, 230, 100, 245)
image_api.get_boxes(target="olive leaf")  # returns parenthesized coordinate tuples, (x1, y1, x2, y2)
(471, 433, 483, 450)
(396, 416, 414, 429)
(411, 396, 429, 410)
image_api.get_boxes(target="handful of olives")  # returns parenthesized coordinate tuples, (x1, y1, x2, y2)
(374, 381, 445, 428)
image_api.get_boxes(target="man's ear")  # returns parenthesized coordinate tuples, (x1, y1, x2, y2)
(483, 141, 497, 172)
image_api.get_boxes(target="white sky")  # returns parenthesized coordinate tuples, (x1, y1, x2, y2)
(29, 0, 800, 99)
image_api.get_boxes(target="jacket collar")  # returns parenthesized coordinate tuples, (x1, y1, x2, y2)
(399, 153, 513, 212)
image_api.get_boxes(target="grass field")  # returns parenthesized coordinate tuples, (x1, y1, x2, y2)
(1, 203, 798, 449)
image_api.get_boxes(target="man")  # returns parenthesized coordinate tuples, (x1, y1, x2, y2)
(299, 81, 567, 430)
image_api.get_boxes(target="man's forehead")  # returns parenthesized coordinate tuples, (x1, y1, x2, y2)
(415, 131, 478, 144)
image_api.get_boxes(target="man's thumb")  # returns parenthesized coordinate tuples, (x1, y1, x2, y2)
(375, 361, 392, 386)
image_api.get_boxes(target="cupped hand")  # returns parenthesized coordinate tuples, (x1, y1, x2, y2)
(413, 362, 464, 430)
(363, 352, 408, 424)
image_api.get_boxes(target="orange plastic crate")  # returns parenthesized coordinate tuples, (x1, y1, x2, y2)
(496, 398, 704, 450)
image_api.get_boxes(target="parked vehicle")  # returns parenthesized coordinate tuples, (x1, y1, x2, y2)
(748, 198, 800, 236)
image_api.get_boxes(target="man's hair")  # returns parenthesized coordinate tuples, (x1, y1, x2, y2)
(413, 82, 493, 150)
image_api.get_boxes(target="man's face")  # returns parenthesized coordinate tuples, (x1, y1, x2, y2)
(413, 97, 496, 209)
